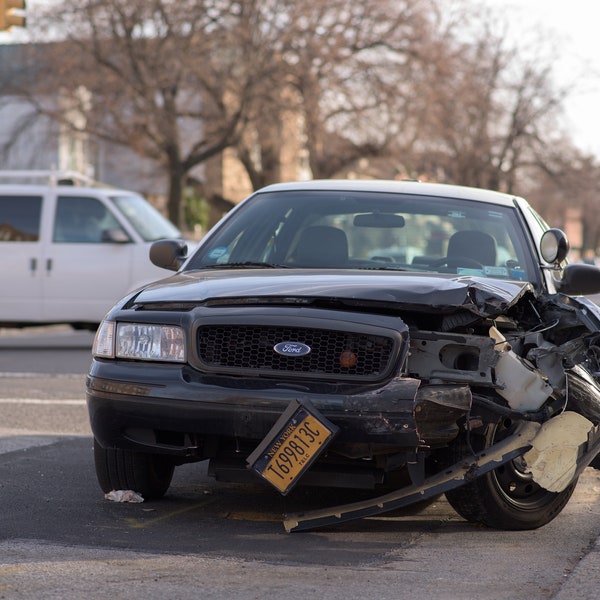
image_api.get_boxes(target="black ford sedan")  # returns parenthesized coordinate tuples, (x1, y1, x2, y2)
(87, 180, 600, 532)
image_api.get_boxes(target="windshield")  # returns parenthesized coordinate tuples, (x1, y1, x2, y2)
(186, 190, 538, 283)
(110, 194, 181, 241)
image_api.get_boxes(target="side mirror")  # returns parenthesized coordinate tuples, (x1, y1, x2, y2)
(555, 263, 600, 296)
(540, 229, 569, 264)
(150, 239, 188, 271)
(101, 228, 131, 243)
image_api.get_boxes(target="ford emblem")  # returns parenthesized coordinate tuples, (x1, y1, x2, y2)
(274, 341, 311, 357)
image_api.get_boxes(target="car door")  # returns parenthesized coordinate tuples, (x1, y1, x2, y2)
(0, 192, 46, 323)
(42, 194, 136, 324)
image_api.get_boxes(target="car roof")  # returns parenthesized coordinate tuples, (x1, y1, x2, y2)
(255, 179, 520, 207)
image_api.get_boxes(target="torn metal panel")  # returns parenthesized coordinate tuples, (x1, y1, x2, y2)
(548, 294, 600, 334)
(524, 411, 595, 492)
(414, 385, 472, 447)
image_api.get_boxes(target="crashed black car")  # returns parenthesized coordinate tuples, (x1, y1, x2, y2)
(87, 180, 600, 532)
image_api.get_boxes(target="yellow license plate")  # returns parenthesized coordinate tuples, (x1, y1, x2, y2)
(247, 401, 338, 495)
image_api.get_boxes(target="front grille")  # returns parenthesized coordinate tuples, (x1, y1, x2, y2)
(196, 324, 397, 381)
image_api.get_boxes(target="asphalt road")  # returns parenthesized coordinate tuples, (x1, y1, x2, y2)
(1, 327, 599, 599)
(0, 326, 95, 375)
(1, 431, 599, 600)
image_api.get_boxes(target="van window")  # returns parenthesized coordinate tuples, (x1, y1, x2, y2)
(0, 196, 42, 242)
(111, 194, 181, 241)
(53, 196, 124, 243)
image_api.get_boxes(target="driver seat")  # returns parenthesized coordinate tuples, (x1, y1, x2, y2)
(447, 230, 497, 266)
(290, 226, 349, 267)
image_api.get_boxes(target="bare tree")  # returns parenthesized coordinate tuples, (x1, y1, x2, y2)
(233, 0, 435, 183)
(230, 0, 575, 193)
(399, 6, 572, 193)
(521, 147, 600, 256)
(4, 0, 592, 232)
(14, 0, 282, 226)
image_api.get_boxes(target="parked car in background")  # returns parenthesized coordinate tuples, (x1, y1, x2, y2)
(0, 170, 184, 330)
(88, 179, 600, 532)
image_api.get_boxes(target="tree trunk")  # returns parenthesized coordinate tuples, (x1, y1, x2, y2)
(167, 167, 185, 229)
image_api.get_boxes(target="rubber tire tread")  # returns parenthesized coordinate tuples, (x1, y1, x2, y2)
(93, 439, 175, 499)
(445, 476, 576, 530)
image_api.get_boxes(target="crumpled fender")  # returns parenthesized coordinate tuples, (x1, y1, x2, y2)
(524, 411, 599, 492)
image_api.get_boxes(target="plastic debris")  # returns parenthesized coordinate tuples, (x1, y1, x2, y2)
(104, 489, 144, 503)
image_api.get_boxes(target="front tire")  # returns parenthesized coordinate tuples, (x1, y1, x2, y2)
(445, 418, 577, 530)
(94, 439, 175, 499)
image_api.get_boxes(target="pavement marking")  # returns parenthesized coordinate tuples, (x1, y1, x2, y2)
(0, 399, 86, 405)
(0, 372, 85, 378)
(0, 435, 66, 455)
(0, 567, 23, 575)
(125, 498, 219, 529)
(225, 511, 281, 522)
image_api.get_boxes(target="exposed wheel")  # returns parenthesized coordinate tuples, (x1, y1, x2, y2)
(445, 418, 577, 530)
(93, 438, 175, 499)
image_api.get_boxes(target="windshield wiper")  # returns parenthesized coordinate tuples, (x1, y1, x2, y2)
(202, 261, 291, 269)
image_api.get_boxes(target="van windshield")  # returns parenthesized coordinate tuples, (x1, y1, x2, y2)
(110, 194, 181, 241)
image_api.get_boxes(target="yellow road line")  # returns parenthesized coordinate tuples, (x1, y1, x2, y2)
(125, 498, 218, 529)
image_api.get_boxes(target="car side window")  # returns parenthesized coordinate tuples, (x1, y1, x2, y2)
(0, 195, 42, 242)
(53, 196, 123, 243)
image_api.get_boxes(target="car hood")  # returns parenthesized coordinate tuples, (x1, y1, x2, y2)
(132, 269, 535, 317)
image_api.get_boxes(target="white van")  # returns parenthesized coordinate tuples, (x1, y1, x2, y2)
(0, 170, 185, 329)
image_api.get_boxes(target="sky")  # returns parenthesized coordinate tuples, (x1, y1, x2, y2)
(481, 0, 600, 157)
(2, 0, 600, 156)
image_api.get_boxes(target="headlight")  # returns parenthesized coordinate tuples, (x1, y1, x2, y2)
(93, 321, 116, 358)
(93, 321, 186, 362)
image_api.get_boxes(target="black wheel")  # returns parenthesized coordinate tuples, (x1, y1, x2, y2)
(445, 418, 577, 530)
(93, 438, 175, 499)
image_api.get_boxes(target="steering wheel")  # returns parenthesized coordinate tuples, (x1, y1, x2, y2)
(429, 256, 485, 269)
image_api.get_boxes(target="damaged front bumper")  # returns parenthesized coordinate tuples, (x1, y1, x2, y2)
(87, 361, 472, 456)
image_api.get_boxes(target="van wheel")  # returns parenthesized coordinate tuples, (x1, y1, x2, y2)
(93, 438, 175, 499)
(445, 418, 577, 530)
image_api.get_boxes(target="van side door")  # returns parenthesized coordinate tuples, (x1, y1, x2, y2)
(0, 194, 45, 323)
(43, 194, 135, 324)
